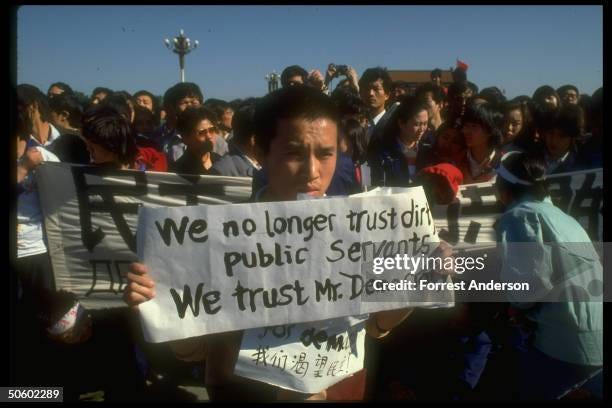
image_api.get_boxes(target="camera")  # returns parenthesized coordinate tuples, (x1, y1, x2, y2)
(329, 64, 349, 78)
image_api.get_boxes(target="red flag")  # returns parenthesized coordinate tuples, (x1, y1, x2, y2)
(456, 59, 469, 71)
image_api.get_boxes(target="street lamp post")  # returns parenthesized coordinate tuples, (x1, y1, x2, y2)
(164, 29, 199, 83)
(265, 71, 280, 93)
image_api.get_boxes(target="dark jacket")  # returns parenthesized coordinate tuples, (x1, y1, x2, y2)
(369, 134, 431, 188)
(326, 153, 361, 196)
(169, 150, 222, 175)
(210, 143, 258, 177)
(48, 129, 90, 164)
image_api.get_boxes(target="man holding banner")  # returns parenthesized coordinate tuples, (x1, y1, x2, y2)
(124, 86, 453, 400)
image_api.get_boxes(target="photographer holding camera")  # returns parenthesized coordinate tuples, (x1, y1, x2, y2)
(324, 63, 360, 94)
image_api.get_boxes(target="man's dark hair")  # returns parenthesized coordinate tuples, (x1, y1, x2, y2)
(532, 85, 560, 109)
(340, 117, 368, 164)
(254, 86, 339, 155)
(447, 81, 470, 100)
(392, 81, 411, 93)
(48, 82, 74, 97)
(587, 87, 602, 122)
(231, 102, 257, 145)
(331, 90, 368, 121)
(91, 87, 113, 98)
(133, 105, 157, 137)
(280, 65, 309, 88)
(462, 102, 504, 148)
(204, 99, 233, 130)
(16, 104, 32, 141)
(557, 84, 579, 98)
(134, 90, 159, 109)
(496, 151, 549, 201)
(81, 104, 138, 165)
(102, 91, 133, 122)
(533, 103, 583, 140)
(358, 67, 393, 94)
(430, 68, 442, 79)
(175, 106, 219, 138)
(510, 95, 531, 104)
(49, 93, 84, 129)
(475, 87, 507, 110)
(17, 84, 52, 122)
(467, 81, 479, 96)
(162, 82, 203, 112)
(415, 83, 446, 104)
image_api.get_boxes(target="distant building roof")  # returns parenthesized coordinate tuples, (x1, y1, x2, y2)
(388, 70, 453, 84)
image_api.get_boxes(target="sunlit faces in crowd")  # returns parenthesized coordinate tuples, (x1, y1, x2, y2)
(135, 94, 154, 112)
(177, 96, 201, 112)
(503, 107, 523, 144)
(360, 79, 389, 115)
(398, 109, 429, 145)
(264, 117, 338, 201)
(220, 107, 234, 131)
(542, 128, 572, 160)
(184, 119, 218, 152)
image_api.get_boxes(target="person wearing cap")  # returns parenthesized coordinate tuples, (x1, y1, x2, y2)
(494, 151, 602, 400)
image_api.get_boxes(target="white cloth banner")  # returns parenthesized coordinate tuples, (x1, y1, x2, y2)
(37, 162, 252, 309)
(38, 163, 602, 310)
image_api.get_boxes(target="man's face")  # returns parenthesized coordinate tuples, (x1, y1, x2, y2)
(543, 95, 558, 109)
(561, 89, 579, 105)
(286, 76, 304, 87)
(48, 86, 64, 98)
(176, 95, 201, 113)
(503, 108, 523, 143)
(136, 95, 154, 112)
(360, 79, 389, 115)
(431, 76, 442, 87)
(543, 128, 572, 160)
(221, 108, 234, 130)
(90, 92, 108, 105)
(462, 121, 490, 149)
(265, 117, 338, 201)
(392, 87, 407, 101)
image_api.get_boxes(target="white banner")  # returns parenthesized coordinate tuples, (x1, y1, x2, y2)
(37, 162, 252, 309)
(38, 163, 602, 310)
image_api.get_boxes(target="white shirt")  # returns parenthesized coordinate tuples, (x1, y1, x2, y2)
(371, 109, 386, 127)
(467, 149, 496, 179)
(29, 123, 61, 148)
(18, 147, 60, 258)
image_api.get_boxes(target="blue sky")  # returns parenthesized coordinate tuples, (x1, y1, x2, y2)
(17, 5, 602, 101)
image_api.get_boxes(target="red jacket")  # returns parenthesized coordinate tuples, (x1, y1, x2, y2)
(134, 146, 168, 172)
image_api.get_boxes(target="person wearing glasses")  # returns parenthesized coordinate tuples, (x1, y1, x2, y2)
(169, 106, 222, 175)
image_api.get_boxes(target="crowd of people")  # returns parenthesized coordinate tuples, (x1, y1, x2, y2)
(12, 62, 603, 401)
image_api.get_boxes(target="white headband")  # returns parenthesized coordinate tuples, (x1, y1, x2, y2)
(497, 151, 545, 186)
(47, 302, 86, 335)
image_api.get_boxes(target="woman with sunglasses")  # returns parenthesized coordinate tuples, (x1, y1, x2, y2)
(169, 106, 223, 175)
